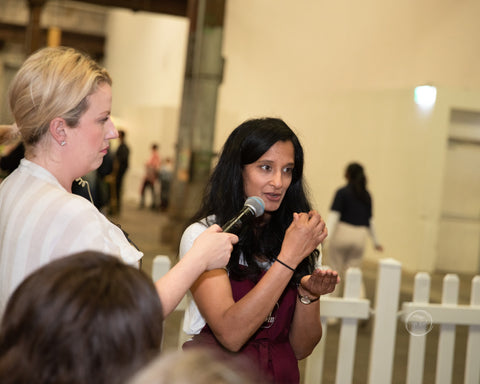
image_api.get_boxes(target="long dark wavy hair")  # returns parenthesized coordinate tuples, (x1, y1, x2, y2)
(0, 252, 163, 384)
(190, 117, 318, 284)
(345, 162, 371, 205)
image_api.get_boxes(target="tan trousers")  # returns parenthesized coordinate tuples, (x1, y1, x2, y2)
(326, 222, 368, 298)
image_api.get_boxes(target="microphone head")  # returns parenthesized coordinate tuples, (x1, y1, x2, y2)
(245, 196, 265, 217)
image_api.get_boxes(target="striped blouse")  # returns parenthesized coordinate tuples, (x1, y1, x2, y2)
(0, 159, 143, 314)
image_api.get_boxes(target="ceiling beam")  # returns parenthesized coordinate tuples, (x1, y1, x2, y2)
(73, 0, 188, 17)
(0, 22, 105, 60)
(0, 1, 190, 58)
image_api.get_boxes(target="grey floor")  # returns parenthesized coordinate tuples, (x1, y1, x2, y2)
(111, 200, 476, 384)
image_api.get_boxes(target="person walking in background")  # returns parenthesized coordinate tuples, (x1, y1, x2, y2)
(179, 117, 339, 384)
(114, 129, 130, 214)
(140, 143, 161, 209)
(325, 162, 383, 299)
(159, 156, 173, 210)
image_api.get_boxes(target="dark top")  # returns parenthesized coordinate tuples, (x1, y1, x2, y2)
(183, 271, 299, 384)
(115, 143, 130, 174)
(97, 148, 114, 178)
(331, 185, 372, 226)
(0, 142, 24, 174)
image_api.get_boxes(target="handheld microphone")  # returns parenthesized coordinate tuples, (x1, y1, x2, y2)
(222, 196, 265, 234)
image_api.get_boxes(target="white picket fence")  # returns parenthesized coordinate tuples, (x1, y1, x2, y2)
(152, 256, 480, 384)
(304, 258, 480, 384)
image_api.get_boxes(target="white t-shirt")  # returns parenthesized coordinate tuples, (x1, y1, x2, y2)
(0, 159, 143, 314)
(179, 219, 210, 335)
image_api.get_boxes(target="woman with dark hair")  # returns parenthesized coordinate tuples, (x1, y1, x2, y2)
(326, 162, 383, 299)
(179, 117, 339, 384)
(0, 251, 164, 384)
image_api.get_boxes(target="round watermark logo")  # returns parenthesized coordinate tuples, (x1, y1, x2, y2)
(405, 310, 433, 336)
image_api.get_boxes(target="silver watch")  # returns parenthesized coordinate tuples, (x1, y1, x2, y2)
(297, 292, 320, 304)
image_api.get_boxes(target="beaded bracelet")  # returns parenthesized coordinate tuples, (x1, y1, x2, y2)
(275, 258, 295, 272)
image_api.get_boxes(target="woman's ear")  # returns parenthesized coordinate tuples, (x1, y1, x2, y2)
(49, 117, 67, 146)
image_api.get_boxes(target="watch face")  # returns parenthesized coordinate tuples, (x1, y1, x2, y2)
(300, 296, 311, 305)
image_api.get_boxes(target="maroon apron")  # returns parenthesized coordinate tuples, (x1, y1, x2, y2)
(183, 273, 299, 384)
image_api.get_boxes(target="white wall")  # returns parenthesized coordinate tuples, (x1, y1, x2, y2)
(214, 0, 480, 272)
(104, 8, 188, 203)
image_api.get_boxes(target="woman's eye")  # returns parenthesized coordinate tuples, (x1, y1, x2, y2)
(260, 164, 271, 171)
(283, 167, 293, 174)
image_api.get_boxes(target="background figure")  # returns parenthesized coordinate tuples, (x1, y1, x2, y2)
(0, 142, 24, 177)
(140, 143, 161, 209)
(114, 129, 130, 214)
(71, 170, 97, 203)
(95, 146, 114, 211)
(158, 156, 173, 210)
(0, 252, 164, 384)
(128, 348, 268, 384)
(0, 126, 24, 177)
(180, 117, 338, 384)
(325, 162, 383, 299)
(72, 149, 113, 213)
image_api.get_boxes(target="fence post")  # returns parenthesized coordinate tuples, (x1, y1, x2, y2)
(464, 276, 480, 384)
(335, 267, 363, 384)
(304, 268, 370, 384)
(436, 274, 459, 384)
(406, 272, 431, 384)
(304, 317, 329, 383)
(368, 258, 402, 384)
(152, 255, 171, 281)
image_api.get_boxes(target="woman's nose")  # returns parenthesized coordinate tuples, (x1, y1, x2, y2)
(270, 171, 283, 187)
(106, 119, 119, 140)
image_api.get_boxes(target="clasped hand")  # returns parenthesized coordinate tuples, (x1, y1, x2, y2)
(280, 210, 327, 267)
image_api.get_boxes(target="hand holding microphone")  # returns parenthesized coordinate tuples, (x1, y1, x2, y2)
(192, 225, 239, 271)
(188, 197, 264, 271)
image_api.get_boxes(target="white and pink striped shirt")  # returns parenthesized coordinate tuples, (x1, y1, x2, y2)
(0, 159, 142, 314)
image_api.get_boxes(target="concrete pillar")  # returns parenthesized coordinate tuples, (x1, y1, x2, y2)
(168, 0, 226, 231)
(26, 0, 47, 54)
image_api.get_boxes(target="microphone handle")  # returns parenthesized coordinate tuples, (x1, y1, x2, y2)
(222, 206, 254, 233)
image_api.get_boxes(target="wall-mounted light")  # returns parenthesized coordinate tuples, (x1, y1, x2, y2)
(414, 85, 437, 108)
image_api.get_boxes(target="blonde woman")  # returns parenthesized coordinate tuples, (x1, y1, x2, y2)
(0, 47, 237, 315)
